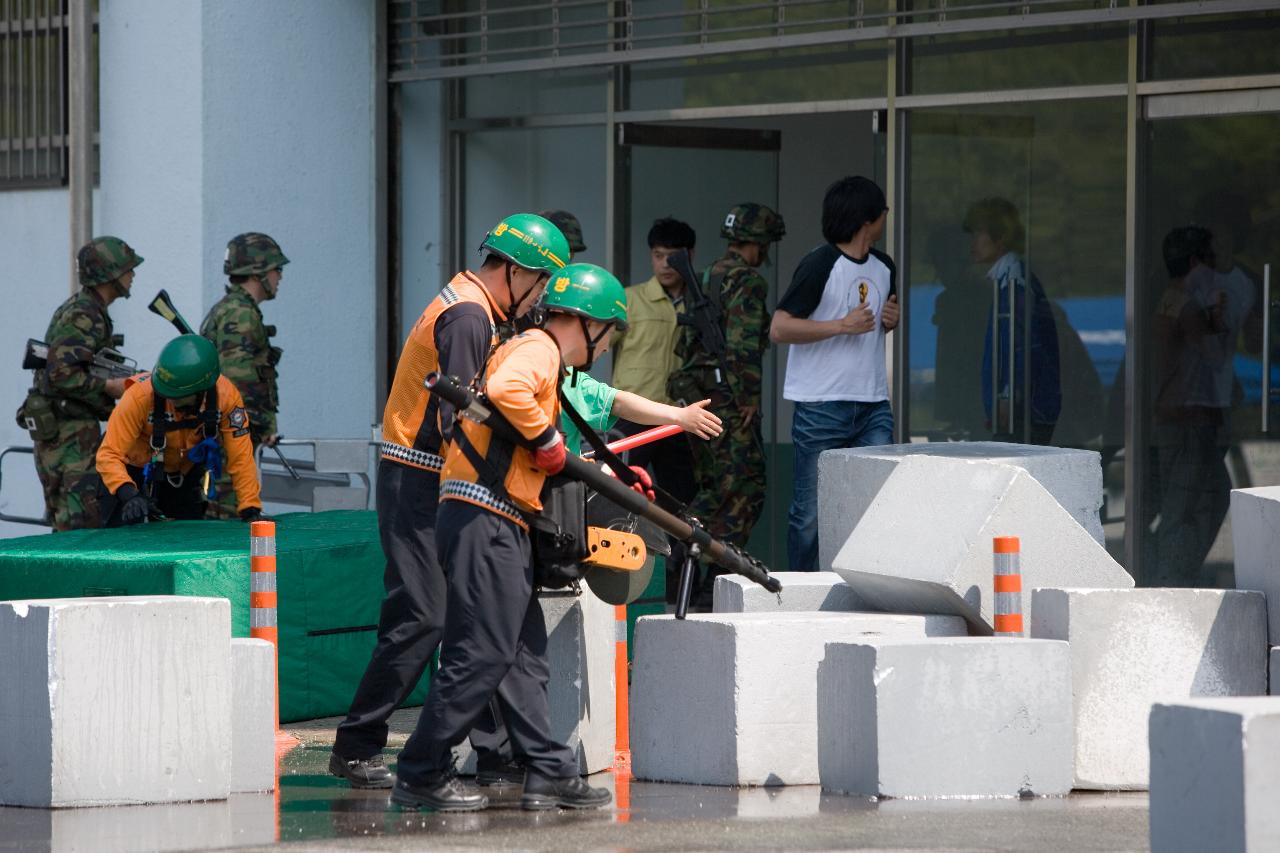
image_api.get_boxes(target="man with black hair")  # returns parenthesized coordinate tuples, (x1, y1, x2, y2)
(772, 176, 899, 572)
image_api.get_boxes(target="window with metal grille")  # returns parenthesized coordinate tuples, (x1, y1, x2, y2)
(1, 0, 97, 189)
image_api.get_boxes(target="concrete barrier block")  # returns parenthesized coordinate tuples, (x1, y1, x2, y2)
(819, 442, 1105, 573)
(631, 611, 967, 786)
(818, 638, 1073, 798)
(1032, 588, 1268, 790)
(0, 596, 232, 808)
(455, 590, 615, 775)
(832, 457, 1132, 634)
(230, 639, 276, 793)
(713, 571, 860, 613)
(1150, 698, 1280, 853)
(1230, 486, 1280, 644)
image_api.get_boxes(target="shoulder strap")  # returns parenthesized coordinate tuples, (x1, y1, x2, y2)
(705, 266, 727, 322)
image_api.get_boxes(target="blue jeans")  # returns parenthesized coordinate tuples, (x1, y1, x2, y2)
(786, 399, 894, 571)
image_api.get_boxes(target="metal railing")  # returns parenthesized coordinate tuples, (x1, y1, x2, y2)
(1, 0, 97, 189)
(389, 0, 1280, 82)
(0, 446, 45, 525)
(255, 438, 378, 513)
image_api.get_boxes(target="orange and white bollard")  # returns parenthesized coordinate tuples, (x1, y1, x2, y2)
(612, 603, 631, 822)
(250, 520, 297, 751)
(993, 536, 1023, 636)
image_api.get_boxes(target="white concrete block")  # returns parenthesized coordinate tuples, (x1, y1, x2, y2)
(713, 571, 861, 613)
(1230, 486, 1280, 645)
(455, 590, 615, 775)
(631, 611, 967, 786)
(818, 638, 1073, 798)
(230, 639, 276, 794)
(1032, 588, 1268, 790)
(1150, 698, 1280, 853)
(819, 442, 1105, 573)
(0, 597, 232, 808)
(831, 457, 1132, 633)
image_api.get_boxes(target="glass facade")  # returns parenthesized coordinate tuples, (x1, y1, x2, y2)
(407, 6, 1280, 580)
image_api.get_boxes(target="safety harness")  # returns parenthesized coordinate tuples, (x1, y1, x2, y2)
(145, 383, 222, 500)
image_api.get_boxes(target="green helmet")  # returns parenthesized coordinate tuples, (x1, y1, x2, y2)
(537, 209, 586, 255)
(224, 232, 289, 277)
(720, 203, 786, 244)
(77, 236, 144, 286)
(542, 263, 628, 331)
(151, 335, 220, 399)
(480, 213, 570, 275)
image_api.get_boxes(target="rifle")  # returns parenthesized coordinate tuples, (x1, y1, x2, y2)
(666, 248, 767, 459)
(23, 338, 138, 381)
(148, 289, 194, 335)
(424, 372, 782, 600)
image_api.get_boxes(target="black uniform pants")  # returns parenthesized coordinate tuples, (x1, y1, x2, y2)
(333, 460, 509, 765)
(396, 500, 578, 784)
(102, 465, 206, 526)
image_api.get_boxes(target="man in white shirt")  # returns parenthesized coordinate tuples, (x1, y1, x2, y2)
(771, 176, 899, 571)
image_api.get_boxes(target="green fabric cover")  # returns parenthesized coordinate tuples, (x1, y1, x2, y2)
(0, 511, 427, 722)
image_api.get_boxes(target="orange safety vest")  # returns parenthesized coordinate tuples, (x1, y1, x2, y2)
(380, 272, 506, 472)
(96, 374, 262, 512)
(439, 329, 563, 528)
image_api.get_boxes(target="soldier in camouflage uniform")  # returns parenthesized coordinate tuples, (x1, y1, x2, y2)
(667, 203, 784, 600)
(537, 210, 587, 259)
(199, 232, 288, 518)
(16, 237, 144, 530)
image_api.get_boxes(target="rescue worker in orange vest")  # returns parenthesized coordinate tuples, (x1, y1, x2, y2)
(96, 334, 263, 525)
(329, 214, 569, 790)
(391, 263, 635, 812)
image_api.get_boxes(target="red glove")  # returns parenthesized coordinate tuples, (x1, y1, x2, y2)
(533, 433, 567, 475)
(629, 465, 655, 501)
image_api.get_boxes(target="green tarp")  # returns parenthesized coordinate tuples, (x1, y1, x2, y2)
(0, 511, 429, 722)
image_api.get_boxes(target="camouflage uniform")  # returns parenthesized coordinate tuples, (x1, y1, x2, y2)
(667, 203, 785, 555)
(200, 232, 288, 518)
(16, 237, 143, 530)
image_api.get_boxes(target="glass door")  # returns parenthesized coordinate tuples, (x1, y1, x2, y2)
(614, 122, 782, 567)
(1139, 110, 1280, 588)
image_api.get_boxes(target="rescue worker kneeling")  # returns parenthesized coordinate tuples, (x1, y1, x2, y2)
(96, 334, 264, 525)
(392, 264, 632, 812)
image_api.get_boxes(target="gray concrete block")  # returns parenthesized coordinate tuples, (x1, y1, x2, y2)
(1230, 486, 1280, 644)
(713, 571, 861, 613)
(0, 597, 232, 808)
(630, 611, 967, 786)
(819, 442, 1105, 573)
(832, 457, 1132, 634)
(818, 638, 1073, 799)
(230, 639, 276, 794)
(455, 590, 615, 775)
(1032, 588, 1268, 790)
(1150, 698, 1280, 853)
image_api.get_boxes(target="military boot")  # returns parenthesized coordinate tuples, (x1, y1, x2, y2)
(391, 774, 489, 812)
(520, 770, 612, 810)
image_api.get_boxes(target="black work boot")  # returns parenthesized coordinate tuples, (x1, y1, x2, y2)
(476, 759, 526, 787)
(520, 770, 612, 810)
(391, 774, 489, 812)
(329, 752, 394, 789)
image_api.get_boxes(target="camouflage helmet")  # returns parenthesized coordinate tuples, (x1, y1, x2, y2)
(542, 263, 628, 331)
(720, 203, 786, 244)
(76, 236, 144, 286)
(537, 209, 586, 255)
(480, 213, 570, 276)
(151, 335, 220, 399)
(224, 232, 290, 277)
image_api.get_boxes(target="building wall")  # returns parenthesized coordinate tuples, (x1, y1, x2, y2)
(0, 0, 378, 538)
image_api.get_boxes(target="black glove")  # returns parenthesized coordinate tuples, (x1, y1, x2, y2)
(117, 484, 153, 526)
(239, 507, 264, 522)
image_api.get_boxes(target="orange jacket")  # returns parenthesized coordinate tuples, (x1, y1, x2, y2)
(439, 329, 562, 526)
(96, 374, 263, 512)
(381, 272, 505, 472)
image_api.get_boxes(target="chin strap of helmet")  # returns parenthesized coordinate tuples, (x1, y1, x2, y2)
(504, 261, 543, 320)
(577, 316, 612, 373)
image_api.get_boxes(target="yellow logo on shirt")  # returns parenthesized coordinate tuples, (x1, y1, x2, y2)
(858, 281, 869, 304)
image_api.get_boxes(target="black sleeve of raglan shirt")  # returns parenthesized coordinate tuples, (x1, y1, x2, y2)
(870, 247, 898, 298)
(433, 303, 492, 444)
(776, 244, 842, 319)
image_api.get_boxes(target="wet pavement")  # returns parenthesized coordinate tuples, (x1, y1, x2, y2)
(0, 713, 1152, 852)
